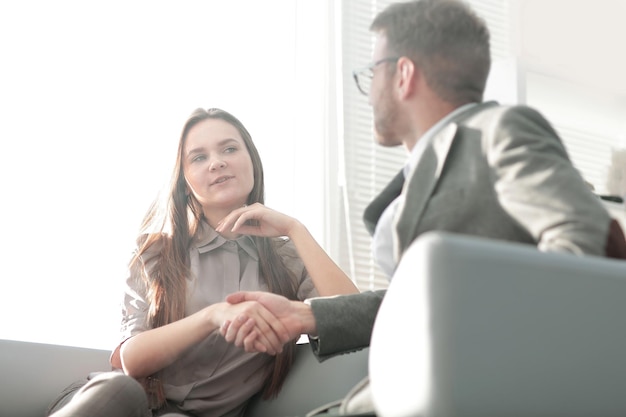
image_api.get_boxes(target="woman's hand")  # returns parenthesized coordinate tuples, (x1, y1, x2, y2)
(221, 291, 316, 353)
(218, 203, 359, 297)
(216, 203, 299, 238)
(118, 298, 292, 377)
(210, 300, 291, 355)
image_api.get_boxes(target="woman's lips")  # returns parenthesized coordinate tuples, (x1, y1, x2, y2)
(211, 175, 234, 185)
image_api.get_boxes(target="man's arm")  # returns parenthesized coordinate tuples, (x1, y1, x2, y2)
(221, 291, 313, 353)
(308, 290, 385, 361)
(221, 290, 386, 360)
(489, 105, 612, 256)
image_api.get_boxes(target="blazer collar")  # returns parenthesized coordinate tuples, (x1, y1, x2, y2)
(363, 169, 405, 236)
(393, 122, 459, 256)
(362, 101, 499, 242)
(392, 101, 499, 256)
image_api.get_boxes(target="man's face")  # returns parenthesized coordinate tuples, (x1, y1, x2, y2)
(370, 34, 403, 147)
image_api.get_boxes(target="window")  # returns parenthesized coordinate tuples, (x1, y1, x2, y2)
(0, 0, 330, 349)
(336, 0, 403, 291)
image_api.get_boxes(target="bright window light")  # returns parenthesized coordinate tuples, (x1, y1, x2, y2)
(0, 0, 325, 350)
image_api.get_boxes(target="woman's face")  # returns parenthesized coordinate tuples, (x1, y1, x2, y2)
(183, 118, 255, 219)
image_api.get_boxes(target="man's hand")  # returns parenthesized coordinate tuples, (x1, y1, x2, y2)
(221, 291, 317, 354)
(210, 300, 290, 355)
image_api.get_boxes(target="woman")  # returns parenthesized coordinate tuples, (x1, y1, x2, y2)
(48, 108, 358, 417)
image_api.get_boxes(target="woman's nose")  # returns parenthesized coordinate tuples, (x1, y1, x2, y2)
(209, 158, 226, 170)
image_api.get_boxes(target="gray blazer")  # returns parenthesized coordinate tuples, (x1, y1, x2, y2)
(394, 102, 610, 259)
(312, 102, 614, 359)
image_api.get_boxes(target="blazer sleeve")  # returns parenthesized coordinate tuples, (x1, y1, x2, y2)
(308, 290, 386, 361)
(487, 105, 612, 256)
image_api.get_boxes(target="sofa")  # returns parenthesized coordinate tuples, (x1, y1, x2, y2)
(5, 231, 626, 417)
(0, 338, 368, 417)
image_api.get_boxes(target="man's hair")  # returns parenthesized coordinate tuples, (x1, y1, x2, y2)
(371, 0, 491, 105)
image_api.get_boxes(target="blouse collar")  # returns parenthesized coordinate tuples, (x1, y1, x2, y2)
(193, 221, 259, 261)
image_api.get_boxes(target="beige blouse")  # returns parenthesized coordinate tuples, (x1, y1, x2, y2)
(115, 223, 317, 417)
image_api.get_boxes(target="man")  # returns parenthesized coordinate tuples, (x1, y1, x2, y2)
(221, 0, 625, 414)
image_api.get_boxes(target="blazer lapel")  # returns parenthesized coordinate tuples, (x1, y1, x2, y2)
(363, 169, 405, 236)
(394, 122, 459, 257)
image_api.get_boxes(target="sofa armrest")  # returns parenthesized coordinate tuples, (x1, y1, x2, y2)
(371, 231, 626, 417)
(0, 339, 111, 417)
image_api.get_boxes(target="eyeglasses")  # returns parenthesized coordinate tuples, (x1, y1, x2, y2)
(352, 57, 400, 96)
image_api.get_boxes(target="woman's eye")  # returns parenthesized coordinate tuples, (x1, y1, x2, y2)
(224, 146, 237, 154)
(192, 155, 206, 162)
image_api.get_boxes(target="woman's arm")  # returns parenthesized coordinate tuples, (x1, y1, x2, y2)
(112, 301, 288, 378)
(216, 203, 359, 296)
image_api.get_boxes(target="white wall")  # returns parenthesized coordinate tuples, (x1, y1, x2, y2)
(516, 0, 626, 194)
(0, 0, 329, 349)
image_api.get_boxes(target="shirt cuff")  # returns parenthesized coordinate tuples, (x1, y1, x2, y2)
(303, 298, 320, 344)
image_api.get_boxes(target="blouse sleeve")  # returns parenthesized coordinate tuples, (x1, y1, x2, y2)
(109, 248, 154, 367)
(274, 238, 319, 300)
(119, 257, 151, 342)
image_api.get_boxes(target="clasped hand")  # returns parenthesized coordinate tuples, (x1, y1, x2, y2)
(220, 291, 308, 355)
(216, 204, 319, 354)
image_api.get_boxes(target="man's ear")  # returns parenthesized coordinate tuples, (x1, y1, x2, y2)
(396, 56, 417, 99)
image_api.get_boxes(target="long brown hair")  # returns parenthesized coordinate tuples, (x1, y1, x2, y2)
(131, 108, 299, 407)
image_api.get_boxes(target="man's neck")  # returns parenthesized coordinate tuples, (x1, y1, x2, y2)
(404, 98, 459, 151)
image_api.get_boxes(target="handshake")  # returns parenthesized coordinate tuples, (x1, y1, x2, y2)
(219, 291, 317, 355)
